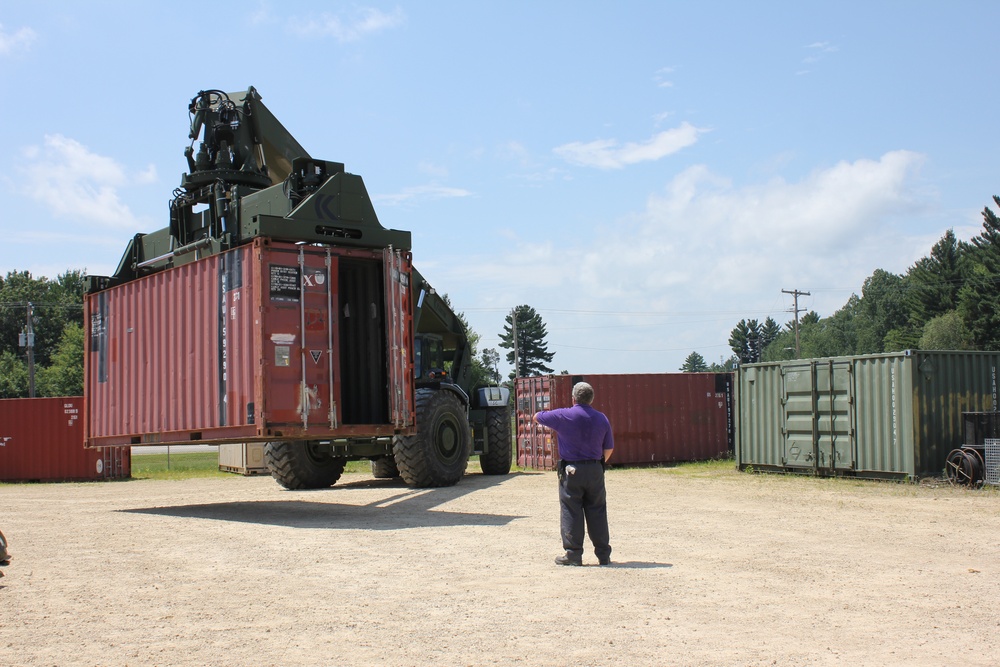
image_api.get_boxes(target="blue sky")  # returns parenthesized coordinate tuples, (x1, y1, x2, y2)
(1, 2, 998, 375)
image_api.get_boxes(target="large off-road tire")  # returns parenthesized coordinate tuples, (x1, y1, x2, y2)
(265, 440, 347, 490)
(394, 389, 470, 487)
(370, 456, 400, 479)
(479, 406, 512, 475)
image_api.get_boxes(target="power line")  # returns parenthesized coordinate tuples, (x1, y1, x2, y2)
(782, 289, 811, 358)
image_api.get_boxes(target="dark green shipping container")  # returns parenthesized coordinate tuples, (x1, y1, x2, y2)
(735, 351, 1000, 480)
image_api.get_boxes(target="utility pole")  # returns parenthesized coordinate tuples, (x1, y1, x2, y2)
(20, 302, 36, 397)
(511, 307, 519, 379)
(782, 289, 810, 358)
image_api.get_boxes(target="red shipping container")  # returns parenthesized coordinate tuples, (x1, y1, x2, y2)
(0, 397, 130, 482)
(84, 238, 415, 447)
(516, 373, 733, 470)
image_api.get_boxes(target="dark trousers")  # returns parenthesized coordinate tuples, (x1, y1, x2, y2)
(558, 461, 611, 561)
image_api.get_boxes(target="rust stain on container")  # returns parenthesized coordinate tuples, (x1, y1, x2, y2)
(84, 238, 415, 447)
(516, 373, 733, 470)
(0, 396, 130, 482)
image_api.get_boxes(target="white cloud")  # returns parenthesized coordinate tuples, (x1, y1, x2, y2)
(801, 40, 839, 71)
(435, 150, 934, 373)
(498, 140, 531, 165)
(19, 134, 155, 230)
(288, 6, 405, 41)
(418, 161, 449, 179)
(653, 66, 676, 88)
(248, 1, 273, 25)
(373, 184, 472, 206)
(624, 151, 928, 303)
(652, 112, 673, 127)
(554, 122, 706, 169)
(0, 22, 36, 55)
(806, 41, 839, 53)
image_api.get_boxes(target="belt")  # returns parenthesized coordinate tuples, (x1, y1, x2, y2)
(563, 459, 603, 465)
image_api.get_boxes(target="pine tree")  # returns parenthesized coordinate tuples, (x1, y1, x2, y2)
(855, 269, 910, 353)
(906, 229, 966, 326)
(959, 196, 1000, 349)
(499, 305, 555, 378)
(680, 351, 709, 372)
(728, 317, 780, 364)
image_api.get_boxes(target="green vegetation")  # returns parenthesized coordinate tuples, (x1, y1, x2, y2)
(130, 452, 232, 480)
(630, 457, 738, 478)
(129, 452, 485, 481)
(499, 305, 555, 379)
(0, 269, 85, 398)
(680, 351, 709, 372)
(682, 197, 1000, 366)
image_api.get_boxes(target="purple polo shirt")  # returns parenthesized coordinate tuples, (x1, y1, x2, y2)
(535, 403, 614, 461)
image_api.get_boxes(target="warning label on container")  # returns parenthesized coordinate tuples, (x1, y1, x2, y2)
(270, 265, 300, 302)
(302, 268, 327, 291)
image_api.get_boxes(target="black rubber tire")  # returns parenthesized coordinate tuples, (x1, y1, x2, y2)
(479, 407, 512, 475)
(393, 389, 470, 487)
(371, 456, 400, 479)
(264, 440, 346, 490)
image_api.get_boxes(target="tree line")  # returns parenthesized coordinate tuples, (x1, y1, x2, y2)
(681, 196, 1000, 371)
(0, 270, 85, 397)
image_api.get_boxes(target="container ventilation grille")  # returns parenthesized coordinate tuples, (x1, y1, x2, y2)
(985, 438, 1000, 486)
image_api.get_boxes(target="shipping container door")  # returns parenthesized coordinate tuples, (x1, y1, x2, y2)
(300, 248, 340, 429)
(516, 376, 557, 470)
(781, 361, 855, 471)
(262, 247, 340, 429)
(383, 248, 414, 428)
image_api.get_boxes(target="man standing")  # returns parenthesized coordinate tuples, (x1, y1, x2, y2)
(533, 382, 614, 566)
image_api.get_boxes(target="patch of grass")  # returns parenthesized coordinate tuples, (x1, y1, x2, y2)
(130, 452, 378, 481)
(651, 457, 741, 479)
(600, 457, 738, 478)
(130, 452, 232, 480)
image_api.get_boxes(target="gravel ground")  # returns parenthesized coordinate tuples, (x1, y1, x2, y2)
(2, 466, 999, 666)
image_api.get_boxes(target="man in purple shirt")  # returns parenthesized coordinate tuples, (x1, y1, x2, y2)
(533, 382, 614, 566)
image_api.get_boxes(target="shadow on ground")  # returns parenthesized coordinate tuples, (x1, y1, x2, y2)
(600, 561, 673, 569)
(120, 472, 527, 530)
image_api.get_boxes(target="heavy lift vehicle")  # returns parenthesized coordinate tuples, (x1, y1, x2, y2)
(84, 87, 511, 489)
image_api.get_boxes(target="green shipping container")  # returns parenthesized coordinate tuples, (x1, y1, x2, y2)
(735, 351, 1000, 480)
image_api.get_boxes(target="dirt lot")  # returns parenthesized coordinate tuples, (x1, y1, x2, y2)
(2, 465, 999, 666)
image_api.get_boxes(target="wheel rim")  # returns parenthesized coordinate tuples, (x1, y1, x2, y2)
(435, 415, 462, 463)
(305, 441, 331, 464)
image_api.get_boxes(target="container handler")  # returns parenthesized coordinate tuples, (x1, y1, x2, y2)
(84, 87, 511, 489)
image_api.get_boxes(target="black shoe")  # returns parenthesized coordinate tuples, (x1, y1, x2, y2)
(598, 558, 612, 566)
(554, 555, 582, 566)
